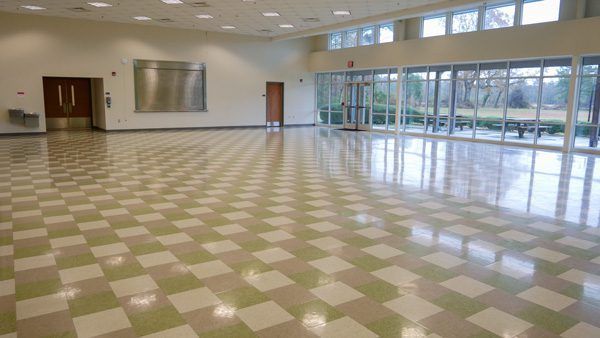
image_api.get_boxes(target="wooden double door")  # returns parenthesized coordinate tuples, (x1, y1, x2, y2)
(266, 82, 284, 127)
(43, 77, 92, 129)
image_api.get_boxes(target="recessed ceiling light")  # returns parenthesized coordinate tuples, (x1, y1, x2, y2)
(161, 0, 183, 4)
(221, 25, 236, 29)
(262, 12, 280, 17)
(332, 10, 351, 16)
(21, 5, 46, 10)
(133, 16, 152, 21)
(87, 2, 112, 7)
(279, 24, 294, 28)
(195, 14, 213, 19)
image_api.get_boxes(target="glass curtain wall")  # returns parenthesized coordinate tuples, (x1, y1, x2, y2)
(400, 58, 571, 147)
(575, 56, 600, 151)
(316, 68, 398, 131)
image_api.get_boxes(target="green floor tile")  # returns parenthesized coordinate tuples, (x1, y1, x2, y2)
(231, 260, 273, 277)
(484, 274, 531, 294)
(176, 250, 215, 265)
(68, 291, 120, 317)
(432, 293, 488, 318)
(14, 244, 51, 259)
(192, 233, 225, 244)
(238, 239, 272, 252)
(343, 236, 376, 248)
(147, 226, 180, 237)
(16, 278, 62, 301)
(56, 253, 97, 270)
(103, 262, 146, 281)
(292, 247, 329, 261)
(290, 269, 334, 289)
(129, 306, 186, 336)
(157, 274, 204, 295)
(356, 280, 404, 303)
(517, 305, 579, 334)
(200, 323, 257, 338)
(413, 265, 458, 283)
(0, 267, 14, 281)
(293, 229, 324, 241)
(366, 315, 429, 338)
(287, 299, 344, 326)
(0, 311, 16, 335)
(48, 228, 81, 239)
(351, 255, 392, 272)
(217, 287, 269, 309)
(130, 242, 166, 256)
(86, 234, 120, 247)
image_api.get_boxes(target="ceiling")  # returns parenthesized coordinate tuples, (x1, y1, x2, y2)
(0, 0, 444, 37)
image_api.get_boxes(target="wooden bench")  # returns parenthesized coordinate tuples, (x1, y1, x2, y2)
(491, 124, 550, 138)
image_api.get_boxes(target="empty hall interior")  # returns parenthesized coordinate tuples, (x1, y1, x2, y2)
(2, 0, 600, 337)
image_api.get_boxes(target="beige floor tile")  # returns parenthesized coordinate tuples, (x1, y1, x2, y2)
(258, 230, 295, 243)
(13, 228, 47, 240)
(14, 254, 56, 271)
(59, 264, 104, 284)
(0, 279, 15, 296)
(167, 287, 221, 313)
(188, 260, 233, 279)
(244, 270, 294, 292)
(440, 276, 494, 298)
(115, 226, 150, 238)
(555, 236, 597, 249)
(306, 221, 341, 233)
(524, 247, 569, 263)
(371, 266, 420, 286)
(517, 286, 576, 311)
(90, 242, 130, 258)
(202, 240, 242, 254)
(558, 269, 600, 286)
(383, 294, 443, 322)
(309, 316, 377, 338)
(136, 251, 179, 268)
(109, 275, 159, 297)
(235, 301, 294, 331)
(354, 227, 391, 239)
(422, 252, 466, 268)
(16, 294, 69, 320)
(73, 307, 131, 338)
(309, 256, 354, 274)
(253, 248, 294, 264)
(310, 281, 364, 306)
(50, 235, 87, 249)
(172, 218, 204, 229)
(466, 307, 533, 337)
(361, 244, 404, 259)
(561, 322, 600, 338)
(307, 237, 346, 250)
(77, 220, 110, 231)
(142, 325, 197, 338)
(212, 224, 247, 235)
(446, 224, 481, 236)
(498, 230, 537, 242)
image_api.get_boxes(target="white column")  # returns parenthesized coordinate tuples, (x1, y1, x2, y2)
(563, 56, 581, 152)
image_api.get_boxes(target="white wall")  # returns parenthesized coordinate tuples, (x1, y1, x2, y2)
(0, 12, 315, 133)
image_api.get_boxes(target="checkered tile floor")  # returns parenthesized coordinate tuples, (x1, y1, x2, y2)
(0, 127, 599, 337)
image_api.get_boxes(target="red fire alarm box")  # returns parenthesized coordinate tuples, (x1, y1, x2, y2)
(347, 61, 354, 68)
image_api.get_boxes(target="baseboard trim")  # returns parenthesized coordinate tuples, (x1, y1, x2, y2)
(0, 131, 46, 137)
(102, 124, 315, 132)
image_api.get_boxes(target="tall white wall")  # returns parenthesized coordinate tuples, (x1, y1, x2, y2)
(0, 12, 315, 133)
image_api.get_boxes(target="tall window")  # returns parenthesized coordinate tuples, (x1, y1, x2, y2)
(399, 58, 571, 147)
(521, 0, 560, 25)
(379, 24, 394, 43)
(328, 23, 394, 50)
(422, 15, 447, 37)
(343, 30, 358, 48)
(452, 9, 478, 34)
(360, 26, 375, 46)
(329, 32, 342, 50)
(484, 2, 516, 30)
(575, 57, 600, 149)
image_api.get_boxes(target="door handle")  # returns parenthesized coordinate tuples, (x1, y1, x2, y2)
(58, 85, 63, 106)
(71, 85, 76, 107)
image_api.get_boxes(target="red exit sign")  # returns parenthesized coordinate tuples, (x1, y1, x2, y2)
(347, 61, 354, 68)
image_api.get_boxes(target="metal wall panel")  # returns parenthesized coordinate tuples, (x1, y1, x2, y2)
(134, 59, 207, 112)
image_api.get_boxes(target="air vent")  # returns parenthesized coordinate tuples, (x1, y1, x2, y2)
(69, 7, 91, 12)
(302, 18, 320, 23)
(189, 2, 210, 7)
(159, 18, 175, 22)
(258, 29, 273, 33)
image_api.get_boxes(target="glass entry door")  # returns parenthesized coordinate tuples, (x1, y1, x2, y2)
(344, 83, 371, 130)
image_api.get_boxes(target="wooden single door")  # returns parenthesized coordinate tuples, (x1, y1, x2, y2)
(266, 82, 284, 127)
(43, 77, 92, 129)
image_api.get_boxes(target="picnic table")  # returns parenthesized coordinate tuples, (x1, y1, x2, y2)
(493, 118, 549, 138)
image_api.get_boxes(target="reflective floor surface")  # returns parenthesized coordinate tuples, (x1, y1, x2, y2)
(0, 127, 599, 337)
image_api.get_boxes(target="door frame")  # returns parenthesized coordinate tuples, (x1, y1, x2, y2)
(266, 81, 284, 127)
(42, 76, 94, 130)
(343, 82, 372, 131)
